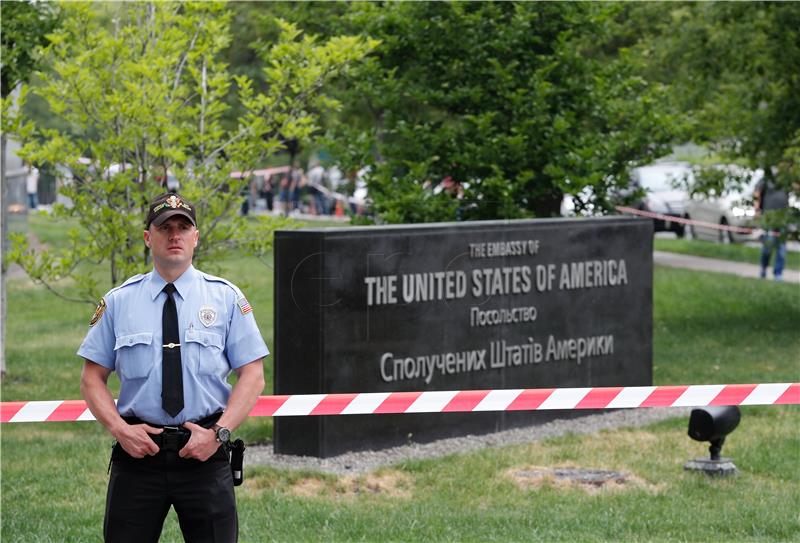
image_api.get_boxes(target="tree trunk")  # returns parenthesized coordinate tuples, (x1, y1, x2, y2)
(532, 188, 565, 218)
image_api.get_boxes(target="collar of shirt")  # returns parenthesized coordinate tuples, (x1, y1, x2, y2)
(147, 265, 198, 302)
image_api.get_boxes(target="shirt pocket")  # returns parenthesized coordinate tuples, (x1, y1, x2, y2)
(185, 329, 226, 375)
(114, 332, 154, 380)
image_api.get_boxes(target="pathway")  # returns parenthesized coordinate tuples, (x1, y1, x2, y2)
(653, 250, 800, 284)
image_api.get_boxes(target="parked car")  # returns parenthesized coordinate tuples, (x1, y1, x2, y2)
(684, 167, 762, 243)
(627, 162, 692, 237)
(559, 185, 598, 217)
(560, 162, 691, 236)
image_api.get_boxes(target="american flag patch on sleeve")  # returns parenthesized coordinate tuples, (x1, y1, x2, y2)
(237, 296, 252, 315)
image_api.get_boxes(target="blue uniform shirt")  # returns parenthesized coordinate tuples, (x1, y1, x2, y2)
(77, 265, 269, 425)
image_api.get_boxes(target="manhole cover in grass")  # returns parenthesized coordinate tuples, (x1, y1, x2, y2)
(514, 467, 629, 488)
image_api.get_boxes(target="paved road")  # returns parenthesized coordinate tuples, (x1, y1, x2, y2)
(654, 250, 800, 284)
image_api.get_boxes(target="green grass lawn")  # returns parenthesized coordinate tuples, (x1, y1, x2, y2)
(2, 216, 799, 542)
(655, 237, 800, 271)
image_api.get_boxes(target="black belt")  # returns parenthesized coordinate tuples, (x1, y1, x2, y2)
(119, 412, 223, 452)
(150, 427, 191, 451)
(122, 411, 223, 429)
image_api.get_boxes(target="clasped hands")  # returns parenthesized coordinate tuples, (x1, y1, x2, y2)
(115, 421, 220, 461)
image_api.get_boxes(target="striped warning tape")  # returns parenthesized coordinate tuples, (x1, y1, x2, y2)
(615, 206, 760, 234)
(1, 383, 797, 423)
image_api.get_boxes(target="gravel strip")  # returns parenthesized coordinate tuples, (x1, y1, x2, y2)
(247, 408, 688, 476)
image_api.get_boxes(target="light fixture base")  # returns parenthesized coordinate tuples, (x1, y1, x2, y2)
(683, 457, 739, 477)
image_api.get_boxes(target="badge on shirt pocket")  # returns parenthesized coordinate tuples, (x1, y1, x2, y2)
(199, 305, 217, 327)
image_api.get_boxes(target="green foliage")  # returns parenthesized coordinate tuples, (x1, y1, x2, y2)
(11, 2, 372, 302)
(0, 0, 60, 98)
(631, 2, 800, 237)
(276, 2, 679, 223)
(631, 3, 800, 186)
(267, 2, 800, 225)
(0, 1, 59, 179)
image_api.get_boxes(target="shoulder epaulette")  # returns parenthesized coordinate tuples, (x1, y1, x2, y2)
(199, 271, 241, 296)
(107, 273, 147, 296)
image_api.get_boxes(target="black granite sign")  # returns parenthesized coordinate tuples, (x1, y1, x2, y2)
(274, 217, 653, 457)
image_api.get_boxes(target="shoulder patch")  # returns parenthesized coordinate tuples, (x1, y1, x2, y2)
(237, 296, 253, 315)
(89, 297, 106, 327)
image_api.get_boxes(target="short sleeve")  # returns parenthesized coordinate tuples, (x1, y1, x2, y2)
(77, 295, 116, 369)
(224, 291, 269, 369)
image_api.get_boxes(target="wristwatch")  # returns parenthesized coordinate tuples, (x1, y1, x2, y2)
(213, 424, 231, 445)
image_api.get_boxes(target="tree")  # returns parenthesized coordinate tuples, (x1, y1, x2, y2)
(277, 2, 679, 223)
(9, 2, 373, 303)
(616, 2, 800, 236)
(627, 3, 800, 191)
(0, 1, 61, 96)
(1, 0, 60, 376)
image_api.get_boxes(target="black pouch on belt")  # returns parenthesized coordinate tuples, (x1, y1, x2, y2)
(229, 439, 245, 486)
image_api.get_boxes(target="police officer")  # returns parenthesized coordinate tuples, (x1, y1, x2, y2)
(78, 192, 268, 543)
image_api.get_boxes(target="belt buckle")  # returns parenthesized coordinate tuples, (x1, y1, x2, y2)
(161, 426, 185, 451)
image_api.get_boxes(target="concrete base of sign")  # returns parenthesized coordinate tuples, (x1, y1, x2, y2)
(275, 409, 597, 457)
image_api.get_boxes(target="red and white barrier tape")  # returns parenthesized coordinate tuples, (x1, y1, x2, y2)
(615, 206, 759, 235)
(2, 383, 797, 423)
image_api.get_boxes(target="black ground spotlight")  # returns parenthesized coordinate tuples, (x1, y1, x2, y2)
(684, 405, 741, 476)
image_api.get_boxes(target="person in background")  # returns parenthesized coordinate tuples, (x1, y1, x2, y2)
(240, 178, 251, 216)
(754, 167, 790, 281)
(290, 166, 305, 214)
(306, 160, 329, 215)
(26, 163, 39, 210)
(257, 174, 273, 212)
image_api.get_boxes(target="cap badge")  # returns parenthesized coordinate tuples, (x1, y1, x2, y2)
(199, 305, 217, 327)
(152, 195, 192, 214)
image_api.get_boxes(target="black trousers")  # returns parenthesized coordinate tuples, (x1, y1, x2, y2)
(104, 446, 237, 543)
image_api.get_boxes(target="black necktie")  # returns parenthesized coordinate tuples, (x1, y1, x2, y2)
(161, 283, 184, 417)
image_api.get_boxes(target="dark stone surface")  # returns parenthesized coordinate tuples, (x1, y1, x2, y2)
(515, 468, 629, 486)
(274, 217, 653, 457)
